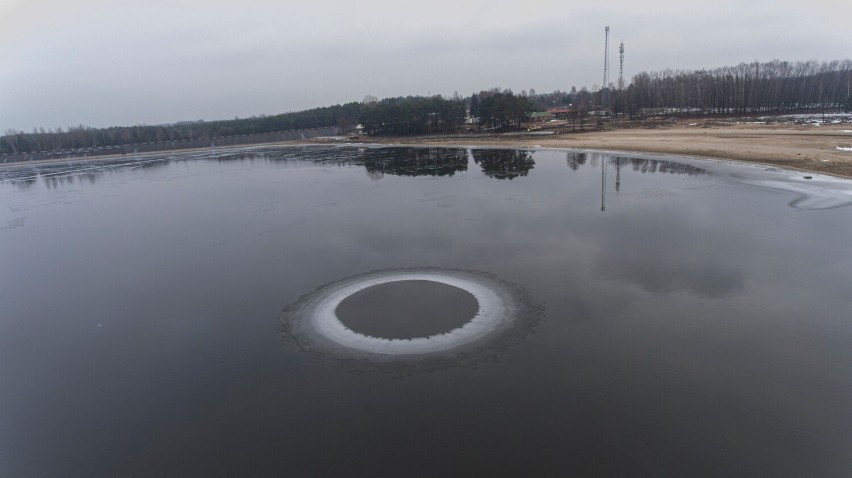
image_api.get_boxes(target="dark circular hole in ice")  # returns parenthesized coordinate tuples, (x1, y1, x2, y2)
(334, 280, 479, 339)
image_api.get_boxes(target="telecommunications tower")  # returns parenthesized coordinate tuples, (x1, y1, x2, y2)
(601, 26, 610, 111)
(618, 41, 625, 91)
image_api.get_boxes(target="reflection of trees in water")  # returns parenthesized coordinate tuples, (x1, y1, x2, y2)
(9, 177, 37, 190)
(0, 158, 172, 189)
(336, 147, 535, 180)
(472, 149, 535, 180)
(213, 147, 327, 163)
(624, 157, 707, 176)
(215, 153, 256, 162)
(566, 152, 708, 176)
(358, 148, 468, 179)
(314, 146, 533, 181)
(44, 174, 85, 189)
(566, 152, 588, 171)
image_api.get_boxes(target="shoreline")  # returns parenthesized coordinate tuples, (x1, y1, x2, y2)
(3, 121, 852, 179)
(356, 121, 852, 179)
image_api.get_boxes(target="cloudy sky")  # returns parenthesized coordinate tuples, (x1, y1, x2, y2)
(1, 0, 850, 132)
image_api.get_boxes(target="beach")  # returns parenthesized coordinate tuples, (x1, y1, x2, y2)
(361, 120, 852, 179)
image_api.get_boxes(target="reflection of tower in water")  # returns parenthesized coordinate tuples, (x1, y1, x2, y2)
(601, 153, 606, 212)
(615, 157, 622, 193)
(598, 154, 626, 211)
(566, 153, 711, 211)
(567, 152, 638, 212)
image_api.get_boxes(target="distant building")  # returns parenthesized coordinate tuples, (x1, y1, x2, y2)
(547, 107, 574, 119)
(528, 111, 553, 122)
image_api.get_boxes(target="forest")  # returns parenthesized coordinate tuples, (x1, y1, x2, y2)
(358, 96, 466, 136)
(613, 59, 852, 117)
(2, 59, 850, 155)
(1, 103, 363, 155)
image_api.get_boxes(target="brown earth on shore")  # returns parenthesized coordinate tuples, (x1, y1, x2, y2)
(349, 119, 852, 179)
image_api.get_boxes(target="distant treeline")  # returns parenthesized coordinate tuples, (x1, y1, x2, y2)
(359, 96, 466, 135)
(470, 90, 536, 130)
(3, 59, 850, 154)
(1, 91, 532, 154)
(616, 59, 852, 117)
(339, 91, 534, 135)
(1, 103, 363, 155)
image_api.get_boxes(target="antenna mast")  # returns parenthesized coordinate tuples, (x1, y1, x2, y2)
(602, 26, 610, 111)
(618, 41, 625, 91)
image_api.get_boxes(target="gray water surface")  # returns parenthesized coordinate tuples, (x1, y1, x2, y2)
(1, 146, 851, 477)
(335, 280, 480, 339)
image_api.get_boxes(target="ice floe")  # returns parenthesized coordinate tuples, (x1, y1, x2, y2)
(282, 269, 526, 361)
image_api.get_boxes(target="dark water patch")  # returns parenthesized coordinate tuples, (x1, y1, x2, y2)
(336, 280, 479, 339)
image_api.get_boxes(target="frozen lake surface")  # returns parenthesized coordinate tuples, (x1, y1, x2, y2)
(1, 145, 851, 477)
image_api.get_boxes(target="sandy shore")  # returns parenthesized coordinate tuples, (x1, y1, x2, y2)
(359, 121, 852, 179)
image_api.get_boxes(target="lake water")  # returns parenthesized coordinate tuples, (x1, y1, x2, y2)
(1, 145, 851, 477)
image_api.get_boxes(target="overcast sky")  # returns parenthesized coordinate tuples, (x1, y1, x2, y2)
(1, 0, 850, 132)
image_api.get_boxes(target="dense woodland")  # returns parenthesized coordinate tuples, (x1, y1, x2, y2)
(359, 96, 466, 136)
(2, 59, 850, 155)
(614, 59, 852, 117)
(471, 90, 536, 130)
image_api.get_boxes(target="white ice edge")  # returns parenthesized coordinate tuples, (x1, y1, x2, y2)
(736, 177, 852, 209)
(306, 272, 508, 355)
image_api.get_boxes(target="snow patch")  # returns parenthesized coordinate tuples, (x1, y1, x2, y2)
(755, 113, 852, 126)
(837, 147, 852, 152)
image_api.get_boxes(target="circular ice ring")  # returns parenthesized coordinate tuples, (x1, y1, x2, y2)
(303, 271, 511, 356)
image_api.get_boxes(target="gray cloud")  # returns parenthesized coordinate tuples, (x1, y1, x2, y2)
(1, 0, 850, 131)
